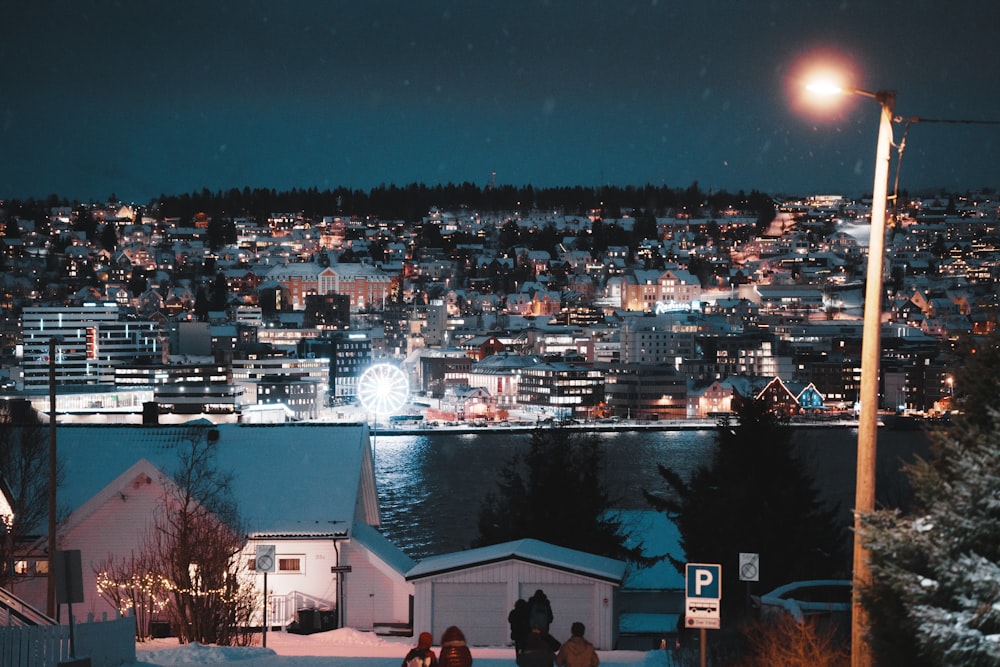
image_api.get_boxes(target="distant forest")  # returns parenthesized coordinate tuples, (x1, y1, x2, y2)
(5, 182, 778, 225)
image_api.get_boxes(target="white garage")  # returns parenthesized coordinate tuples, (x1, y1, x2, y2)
(406, 538, 625, 650)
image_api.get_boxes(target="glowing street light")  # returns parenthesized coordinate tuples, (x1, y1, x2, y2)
(805, 75, 896, 667)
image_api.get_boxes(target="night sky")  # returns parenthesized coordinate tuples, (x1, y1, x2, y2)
(4, 1, 1000, 204)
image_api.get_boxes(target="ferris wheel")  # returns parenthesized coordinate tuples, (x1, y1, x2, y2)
(357, 363, 409, 417)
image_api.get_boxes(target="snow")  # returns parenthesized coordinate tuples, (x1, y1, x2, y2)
(130, 629, 664, 666)
(617, 511, 684, 591)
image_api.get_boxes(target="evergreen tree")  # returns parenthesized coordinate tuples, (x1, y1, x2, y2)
(644, 399, 847, 623)
(860, 341, 1000, 666)
(474, 427, 647, 563)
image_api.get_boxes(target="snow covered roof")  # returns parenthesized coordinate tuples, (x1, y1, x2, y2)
(51, 422, 372, 538)
(405, 538, 626, 583)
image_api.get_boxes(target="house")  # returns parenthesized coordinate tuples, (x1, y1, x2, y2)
(8, 422, 414, 634)
(755, 377, 800, 416)
(794, 382, 826, 411)
(405, 538, 625, 650)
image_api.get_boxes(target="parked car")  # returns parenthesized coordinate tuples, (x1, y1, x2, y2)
(752, 579, 851, 623)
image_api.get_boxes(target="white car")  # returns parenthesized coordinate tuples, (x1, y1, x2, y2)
(752, 579, 852, 623)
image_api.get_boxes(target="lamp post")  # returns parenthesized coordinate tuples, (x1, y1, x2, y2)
(807, 81, 895, 667)
(47, 336, 60, 619)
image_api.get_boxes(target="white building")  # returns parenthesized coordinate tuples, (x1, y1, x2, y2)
(21, 304, 161, 388)
(9, 422, 415, 633)
(406, 539, 625, 650)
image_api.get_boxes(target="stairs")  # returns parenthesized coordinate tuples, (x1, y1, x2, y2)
(0, 587, 56, 626)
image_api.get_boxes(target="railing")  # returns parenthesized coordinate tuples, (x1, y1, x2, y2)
(0, 588, 55, 627)
(0, 611, 136, 667)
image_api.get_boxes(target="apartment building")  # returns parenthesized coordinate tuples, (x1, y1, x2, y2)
(21, 304, 161, 388)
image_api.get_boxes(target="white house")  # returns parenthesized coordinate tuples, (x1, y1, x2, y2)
(405, 538, 625, 650)
(8, 422, 415, 635)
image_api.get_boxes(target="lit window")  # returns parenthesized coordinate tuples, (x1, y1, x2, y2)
(278, 557, 302, 573)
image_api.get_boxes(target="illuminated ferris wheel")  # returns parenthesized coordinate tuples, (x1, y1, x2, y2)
(357, 363, 409, 417)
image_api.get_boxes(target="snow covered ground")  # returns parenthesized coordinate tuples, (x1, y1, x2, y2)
(130, 628, 669, 667)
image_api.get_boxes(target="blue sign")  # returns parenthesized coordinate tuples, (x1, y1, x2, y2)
(686, 563, 722, 601)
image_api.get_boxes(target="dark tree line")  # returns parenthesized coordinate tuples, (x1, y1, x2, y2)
(147, 183, 776, 225)
(0, 182, 737, 225)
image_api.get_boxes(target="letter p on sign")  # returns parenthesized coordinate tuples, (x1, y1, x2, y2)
(685, 563, 722, 601)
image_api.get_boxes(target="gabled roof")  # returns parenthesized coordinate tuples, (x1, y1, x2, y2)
(406, 538, 626, 584)
(51, 422, 373, 538)
(52, 458, 168, 540)
(351, 521, 416, 576)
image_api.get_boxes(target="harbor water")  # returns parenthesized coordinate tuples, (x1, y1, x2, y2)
(372, 426, 931, 560)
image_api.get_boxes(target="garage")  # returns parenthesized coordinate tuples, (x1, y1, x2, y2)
(407, 538, 625, 650)
(520, 583, 598, 643)
(432, 582, 508, 645)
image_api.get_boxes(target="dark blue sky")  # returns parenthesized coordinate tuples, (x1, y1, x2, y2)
(4, 1, 999, 204)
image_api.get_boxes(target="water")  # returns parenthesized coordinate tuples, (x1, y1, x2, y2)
(373, 427, 929, 559)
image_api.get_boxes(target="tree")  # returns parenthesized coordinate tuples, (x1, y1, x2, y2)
(210, 272, 229, 312)
(860, 341, 1000, 666)
(154, 427, 251, 645)
(644, 399, 847, 623)
(734, 614, 849, 667)
(100, 222, 118, 252)
(0, 399, 61, 589)
(474, 428, 647, 563)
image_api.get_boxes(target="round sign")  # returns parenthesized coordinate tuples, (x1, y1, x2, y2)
(257, 553, 274, 571)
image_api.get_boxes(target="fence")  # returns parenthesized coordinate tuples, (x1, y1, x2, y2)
(1, 611, 136, 667)
(264, 590, 336, 629)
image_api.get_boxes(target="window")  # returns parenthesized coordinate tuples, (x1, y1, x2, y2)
(278, 557, 303, 573)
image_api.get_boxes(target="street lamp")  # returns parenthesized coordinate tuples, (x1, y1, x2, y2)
(807, 79, 896, 667)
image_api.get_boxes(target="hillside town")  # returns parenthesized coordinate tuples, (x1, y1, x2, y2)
(1, 187, 998, 661)
(1, 189, 996, 423)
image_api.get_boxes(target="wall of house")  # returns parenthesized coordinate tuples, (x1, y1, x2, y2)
(340, 539, 413, 631)
(11, 468, 167, 624)
(411, 560, 619, 650)
(243, 538, 341, 628)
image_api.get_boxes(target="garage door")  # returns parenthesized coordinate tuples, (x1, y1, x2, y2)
(432, 582, 508, 647)
(520, 583, 595, 643)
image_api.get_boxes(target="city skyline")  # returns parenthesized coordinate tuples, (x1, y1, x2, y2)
(3, 1, 1000, 204)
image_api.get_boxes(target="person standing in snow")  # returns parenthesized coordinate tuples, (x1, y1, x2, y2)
(516, 627, 557, 667)
(437, 625, 473, 667)
(555, 622, 599, 667)
(402, 631, 438, 667)
(527, 589, 554, 635)
(508, 598, 531, 654)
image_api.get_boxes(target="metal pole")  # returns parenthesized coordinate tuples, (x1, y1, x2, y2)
(263, 571, 268, 648)
(851, 90, 895, 667)
(700, 627, 706, 667)
(46, 337, 58, 618)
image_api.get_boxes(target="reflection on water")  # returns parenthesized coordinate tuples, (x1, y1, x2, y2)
(373, 427, 930, 560)
(373, 429, 714, 559)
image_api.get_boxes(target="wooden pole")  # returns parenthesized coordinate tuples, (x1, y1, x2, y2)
(46, 337, 58, 618)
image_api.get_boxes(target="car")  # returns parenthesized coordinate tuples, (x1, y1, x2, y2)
(752, 580, 852, 623)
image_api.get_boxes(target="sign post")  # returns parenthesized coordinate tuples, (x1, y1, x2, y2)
(256, 545, 276, 647)
(685, 563, 722, 667)
(739, 552, 759, 613)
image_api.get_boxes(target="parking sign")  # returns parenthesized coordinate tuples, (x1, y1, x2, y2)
(685, 563, 722, 629)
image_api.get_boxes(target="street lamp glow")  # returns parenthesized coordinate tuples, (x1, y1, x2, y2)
(799, 71, 896, 667)
(805, 80, 844, 96)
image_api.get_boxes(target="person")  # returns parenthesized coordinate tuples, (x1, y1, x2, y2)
(402, 631, 438, 667)
(508, 598, 531, 654)
(555, 622, 599, 667)
(516, 627, 556, 667)
(527, 589, 553, 635)
(438, 625, 473, 667)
